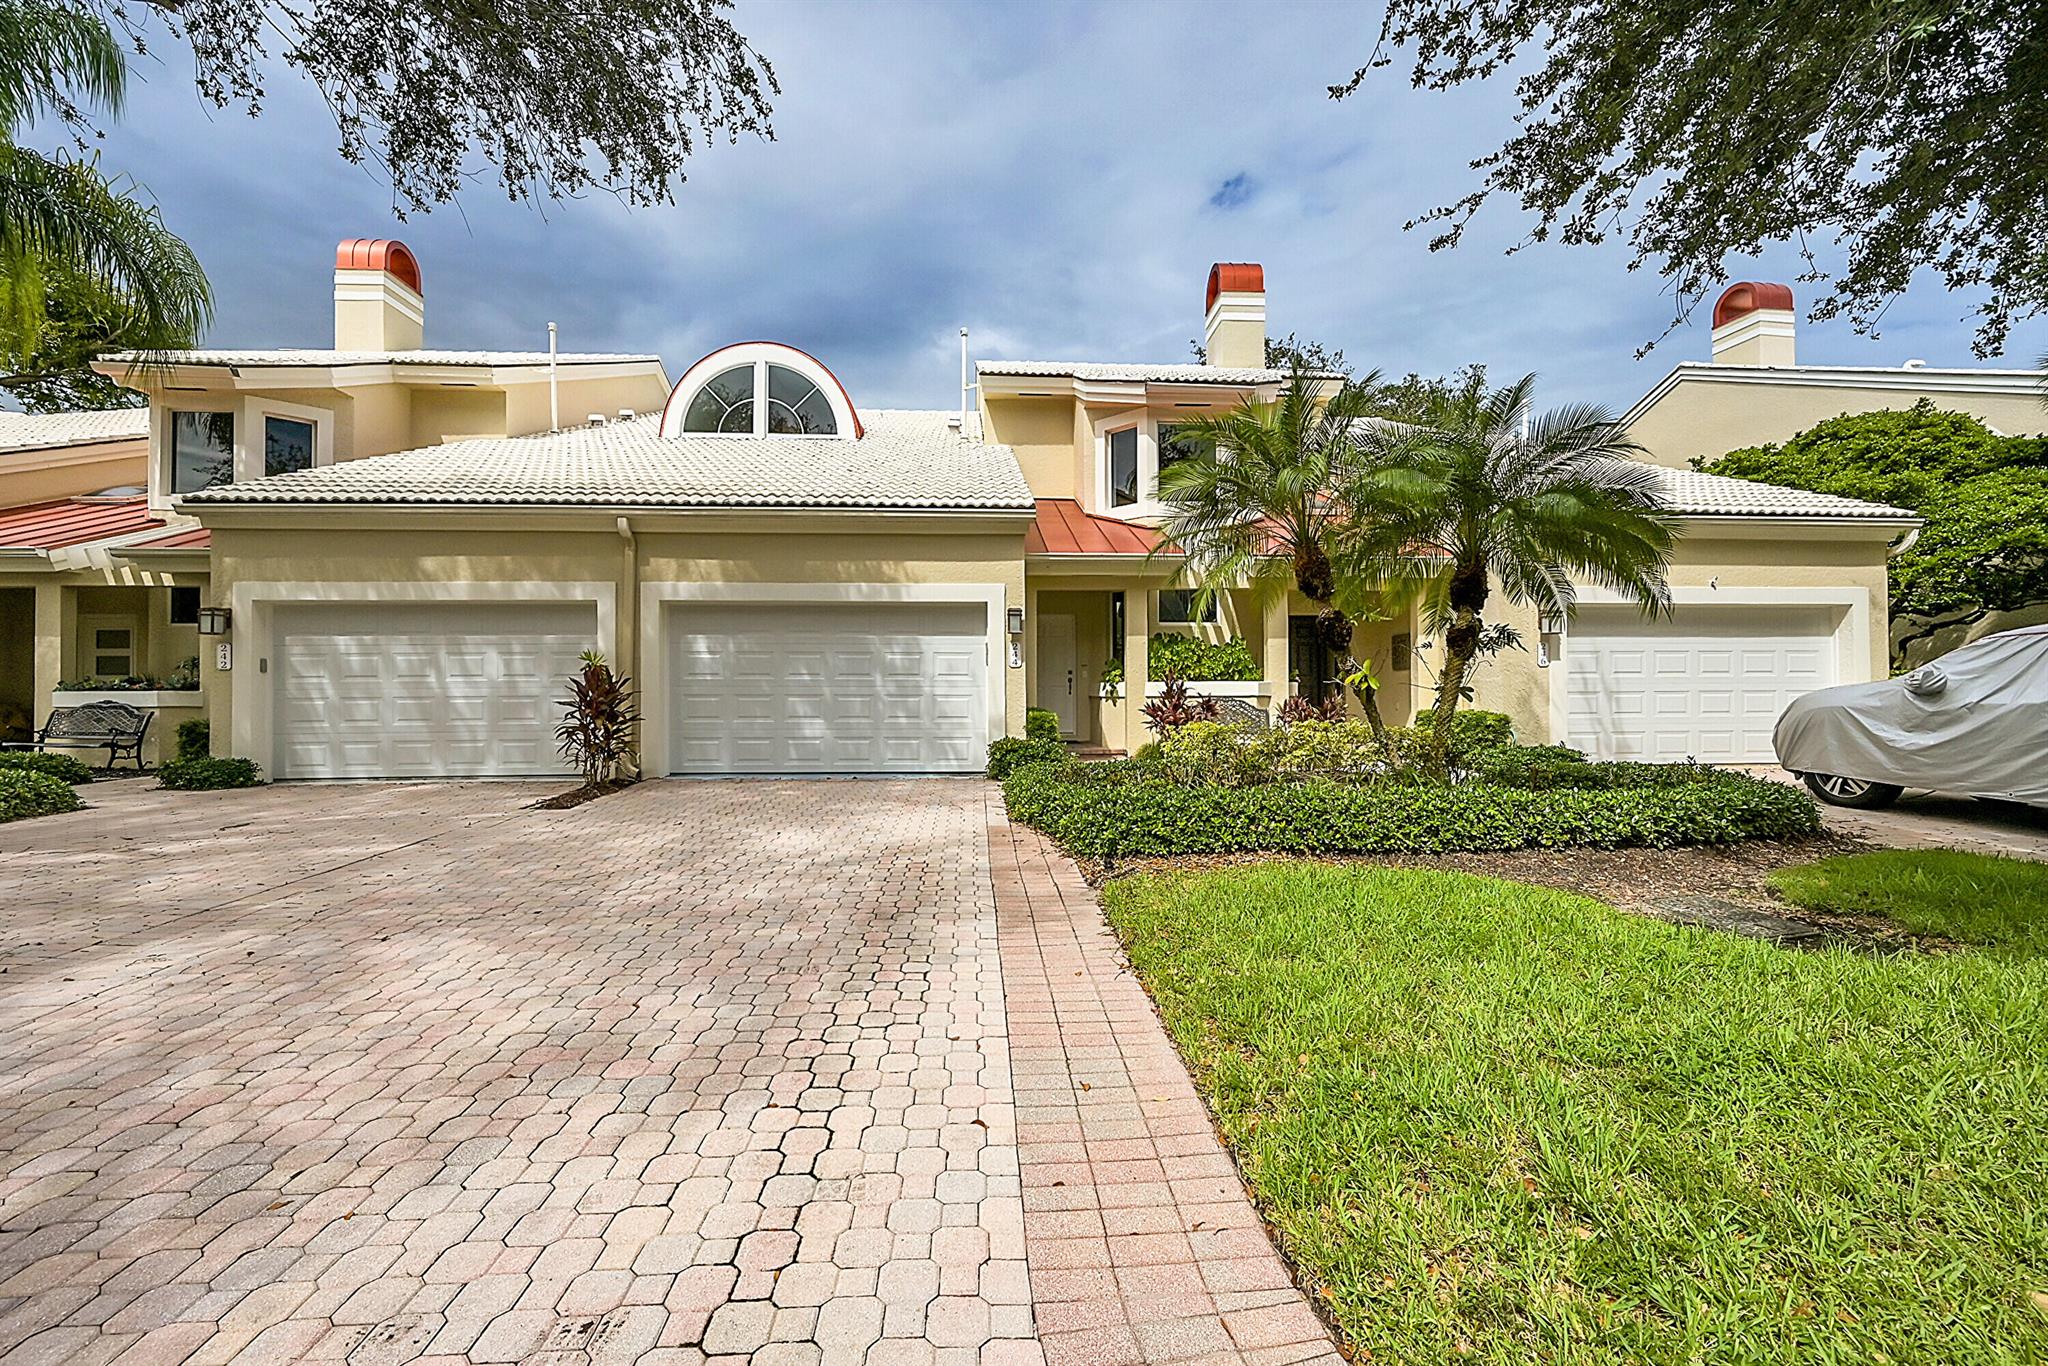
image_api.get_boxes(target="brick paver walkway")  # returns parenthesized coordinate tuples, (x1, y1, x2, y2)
(988, 819, 1340, 1366)
(0, 778, 1334, 1365)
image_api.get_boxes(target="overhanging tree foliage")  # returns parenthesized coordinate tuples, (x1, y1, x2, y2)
(96, 0, 778, 212)
(1707, 404, 2048, 666)
(1341, 2, 2048, 356)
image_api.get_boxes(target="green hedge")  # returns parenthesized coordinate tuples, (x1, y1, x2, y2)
(157, 756, 264, 790)
(0, 769, 83, 822)
(175, 717, 210, 762)
(1002, 760, 1820, 856)
(1024, 707, 1061, 742)
(987, 736, 1067, 780)
(1148, 633, 1261, 682)
(0, 751, 95, 784)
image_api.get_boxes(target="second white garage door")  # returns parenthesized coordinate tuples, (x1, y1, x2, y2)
(274, 603, 593, 779)
(1565, 605, 1838, 763)
(668, 602, 988, 774)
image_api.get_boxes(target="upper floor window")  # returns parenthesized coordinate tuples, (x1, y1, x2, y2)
(683, 364, 757, 433)
(265, 416, 315, 476)
(171, 412, 234, 495)
(1156, 423, 1211, 478)
(1108, 427, 1139, 507)
(661, 342, 862, 440)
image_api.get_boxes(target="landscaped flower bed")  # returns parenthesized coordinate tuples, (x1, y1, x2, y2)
(0, 769, 83, 823)
(998, 717, 1820, 855)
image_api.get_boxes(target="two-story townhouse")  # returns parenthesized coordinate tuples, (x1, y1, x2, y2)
(89, 242, 1915, 780)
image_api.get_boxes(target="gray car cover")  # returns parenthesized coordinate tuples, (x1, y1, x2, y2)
(1774, 625, 2048, 803)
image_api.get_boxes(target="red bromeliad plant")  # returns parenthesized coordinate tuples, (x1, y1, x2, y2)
(1141, 671, 1223, 737)
(555, 650, 641, 785)
(1277, 692, 1348, 724)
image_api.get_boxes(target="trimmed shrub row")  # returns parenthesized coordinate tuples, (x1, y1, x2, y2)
(157, 757, 264, 790)
(0, 769, 83, 823)
(0, 751, 96, 785)
(987, 736, 1067, 780)
(1002, 760, 1821, 856)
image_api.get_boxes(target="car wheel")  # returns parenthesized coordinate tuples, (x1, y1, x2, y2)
(1801, 773, 1904, 809)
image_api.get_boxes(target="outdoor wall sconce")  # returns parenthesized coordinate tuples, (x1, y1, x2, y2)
(1005, 606, 1025, 635)
(196, 606, 233, 636)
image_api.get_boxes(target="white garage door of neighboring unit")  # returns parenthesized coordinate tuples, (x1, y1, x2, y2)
(274, 603, 593, 779)
(1565, 605, 1837, 763)
(669, 602, 987, 774)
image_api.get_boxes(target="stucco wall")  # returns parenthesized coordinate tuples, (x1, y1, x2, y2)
(206, 518, 1028, 769)
(0, 439, 148, 507)
(1628, 378, 2048, 469)
(505, 372, 673, 436)
(982, 396, 1078, 500)
(1468, 525, 1897, 744)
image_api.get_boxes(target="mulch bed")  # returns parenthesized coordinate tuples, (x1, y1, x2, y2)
(1078, 833, 1967, 954)
(529, 777, 638, 810)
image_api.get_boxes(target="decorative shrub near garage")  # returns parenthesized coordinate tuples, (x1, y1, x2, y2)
(987, 736, 1067, 779)
(0, 751, 95, 784)
(0, 769, 83, 822)
(1024, 707, 1061, 742)
(1001, 719, 1820, 856)
(157, 757, 264, 790)
(175, 717, 210, 762)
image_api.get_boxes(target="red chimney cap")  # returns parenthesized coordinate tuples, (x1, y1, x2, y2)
(1712, 281, 1792, 328)
(1206, 262, 1265, 312)
(335, 238, 422, 296)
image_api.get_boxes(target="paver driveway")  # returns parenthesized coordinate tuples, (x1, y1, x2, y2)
(0, 779, 1030, 1365)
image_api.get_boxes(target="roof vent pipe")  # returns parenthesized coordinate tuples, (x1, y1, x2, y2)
(1902, 358, 1927, 369)
(959, 327, 973, 440)
(587, 413, 607, 427)
(618, 409, 636, 422)
(548, 321, 559, 431)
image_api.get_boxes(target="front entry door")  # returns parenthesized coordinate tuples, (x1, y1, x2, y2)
(1288, 615, 1337, 700)
(1038, 613, 1079, 737)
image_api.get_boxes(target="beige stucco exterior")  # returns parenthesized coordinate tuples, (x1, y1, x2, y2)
(1626, 368, 2048, 470)
(0, 437, 148, 507)
(200, 512, 1029, 772)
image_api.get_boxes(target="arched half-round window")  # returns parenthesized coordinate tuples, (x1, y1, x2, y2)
(660, 342, 863, 440)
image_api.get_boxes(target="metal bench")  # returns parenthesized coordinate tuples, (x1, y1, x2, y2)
(3, 700, 152, 770)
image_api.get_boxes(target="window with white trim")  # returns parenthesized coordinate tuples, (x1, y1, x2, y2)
(1108, 427, 1139, 507)
(683, 364, 757, 433)
(264, 416, 316, 476)
(170, 411, 235, 494)
(675, 351, 844, 437)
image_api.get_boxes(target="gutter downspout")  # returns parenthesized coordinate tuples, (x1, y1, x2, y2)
(1888, 525, 1923, 557)
(616, 515, 640, 777)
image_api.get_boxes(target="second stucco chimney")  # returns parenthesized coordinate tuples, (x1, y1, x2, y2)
(1710, 281, 1795, 367)
(334, 238, 424, 351)
(1203, 262, 1266, 369)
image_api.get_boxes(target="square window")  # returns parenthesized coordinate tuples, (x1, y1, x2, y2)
(170, 587, 201, 625)
(171, 412, 235, 494)
(264, 416, 316, 476)
(1156, 422, 1210, 478)
(1157, 589, 1217, 625)
(1108, 427, 1138, 507)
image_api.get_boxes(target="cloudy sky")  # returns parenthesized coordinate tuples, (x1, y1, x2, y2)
(79, 0, 2048, 413)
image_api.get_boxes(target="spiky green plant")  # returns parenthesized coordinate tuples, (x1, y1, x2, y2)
(555, 650, 641, 786)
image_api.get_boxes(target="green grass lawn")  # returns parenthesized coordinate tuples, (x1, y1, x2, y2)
(1103, 863, 2048, 1364)
(1770, 849, 2048, 956)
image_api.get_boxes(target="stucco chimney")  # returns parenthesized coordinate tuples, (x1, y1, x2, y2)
(1203, 263, 1266, 369)
(1710, 281, 1795, 367)
(334, 238, 424, 351)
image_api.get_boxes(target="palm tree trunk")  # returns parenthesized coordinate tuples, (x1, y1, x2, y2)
(1428, 606, 1481, 765)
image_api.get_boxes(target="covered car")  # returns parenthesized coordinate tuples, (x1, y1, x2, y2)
(1774, 624, 2048, 808)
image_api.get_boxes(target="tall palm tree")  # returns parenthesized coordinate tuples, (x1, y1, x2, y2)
(1154, 365, 1397, 741)
(1, 0, 209, 394)
(1352, 372, 1677, 762)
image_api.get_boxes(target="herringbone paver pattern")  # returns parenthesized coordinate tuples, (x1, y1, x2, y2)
(0, 779, 1032, 1365)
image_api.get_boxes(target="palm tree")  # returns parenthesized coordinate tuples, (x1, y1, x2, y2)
(1, 0, 210, 396)
(1154, 365, 1397, 742)
(1352, 372, 1677, 764)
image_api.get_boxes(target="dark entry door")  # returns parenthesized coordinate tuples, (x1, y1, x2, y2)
(1288, 616, 1338, 700)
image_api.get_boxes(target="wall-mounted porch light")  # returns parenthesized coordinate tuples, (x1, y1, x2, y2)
(196, 606, 233, 636)
(1005, 606, 1025, 636)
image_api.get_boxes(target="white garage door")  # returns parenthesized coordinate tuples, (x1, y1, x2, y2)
(668, 602, 987, 774)
(274, 603, 593, 779)
(1565, 605, 1837, 762)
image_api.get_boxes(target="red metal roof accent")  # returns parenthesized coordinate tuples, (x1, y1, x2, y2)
(1205, 262, 1265, 312)
(1712, 281, 1793, 328)
(127, 524, 212, 549)
(1026, 499, 1161, 555)
(335, 238, 423, 295)
(0, 495, 165, 550)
